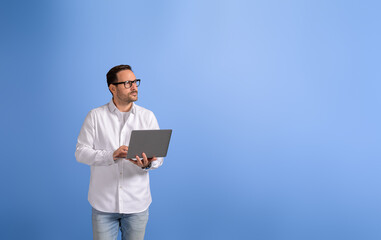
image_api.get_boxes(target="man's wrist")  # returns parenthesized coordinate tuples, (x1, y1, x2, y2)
(142, 162, 152, 170)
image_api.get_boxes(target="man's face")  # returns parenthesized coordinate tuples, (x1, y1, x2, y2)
(110, 70, 138, 103)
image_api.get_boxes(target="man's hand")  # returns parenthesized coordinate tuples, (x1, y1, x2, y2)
(113, 145, 129, 160)
(128, 152, 157, 169)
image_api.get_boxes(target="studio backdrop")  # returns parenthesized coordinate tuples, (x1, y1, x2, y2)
(0, 1, 380, 239)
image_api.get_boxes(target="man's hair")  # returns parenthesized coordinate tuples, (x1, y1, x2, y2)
(106, 64, 133, 86)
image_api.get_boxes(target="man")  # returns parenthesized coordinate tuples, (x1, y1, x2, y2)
(75, 64, 163, 240)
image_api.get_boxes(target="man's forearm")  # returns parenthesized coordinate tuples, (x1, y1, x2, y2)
(75, 143, 115, 166)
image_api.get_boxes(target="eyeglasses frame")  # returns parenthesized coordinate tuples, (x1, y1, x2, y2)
(111, 79, 141, 89)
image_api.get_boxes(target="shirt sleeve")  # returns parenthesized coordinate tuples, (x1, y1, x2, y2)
(145, 111, 164, 171)
(75, 110, 115, 166)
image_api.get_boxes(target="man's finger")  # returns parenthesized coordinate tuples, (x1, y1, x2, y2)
(148, 157, 157, 162)
(136, 156, 143, 167)
(142, 153, 148, 166)
(118, 149, 127, 156)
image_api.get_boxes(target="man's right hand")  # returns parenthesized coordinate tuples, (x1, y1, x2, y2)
(113, 145, 128, 160)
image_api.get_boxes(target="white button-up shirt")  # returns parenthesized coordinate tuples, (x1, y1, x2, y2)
(75, 100, 163, 214)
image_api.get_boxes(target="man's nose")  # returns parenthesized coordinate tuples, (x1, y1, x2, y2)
(131, 83, 138, 91)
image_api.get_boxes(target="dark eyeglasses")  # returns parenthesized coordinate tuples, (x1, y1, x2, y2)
(112, 79, 141, 89)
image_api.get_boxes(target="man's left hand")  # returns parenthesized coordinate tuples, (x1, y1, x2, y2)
(128, 152, 157, 169)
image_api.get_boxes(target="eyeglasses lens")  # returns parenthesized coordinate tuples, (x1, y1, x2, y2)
(125, 80, 140, 88)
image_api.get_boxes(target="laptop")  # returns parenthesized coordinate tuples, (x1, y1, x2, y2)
(126, 129, 172, 159)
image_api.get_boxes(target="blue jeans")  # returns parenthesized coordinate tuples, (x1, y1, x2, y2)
(92, 207, 149, 240)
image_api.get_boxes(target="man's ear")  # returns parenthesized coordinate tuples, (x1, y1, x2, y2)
(109, 85, 116, 95)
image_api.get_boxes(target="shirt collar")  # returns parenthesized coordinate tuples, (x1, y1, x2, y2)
(108, 99, 136, 114)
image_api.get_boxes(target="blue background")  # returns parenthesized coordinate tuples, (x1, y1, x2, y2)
(1, 0, 380, 239)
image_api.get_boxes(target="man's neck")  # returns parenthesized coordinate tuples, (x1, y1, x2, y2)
(113, 98, 133, 112)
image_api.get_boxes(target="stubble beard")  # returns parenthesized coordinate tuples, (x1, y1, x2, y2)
(123, 92, 138, 103)
(115, 88, 138, 104)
